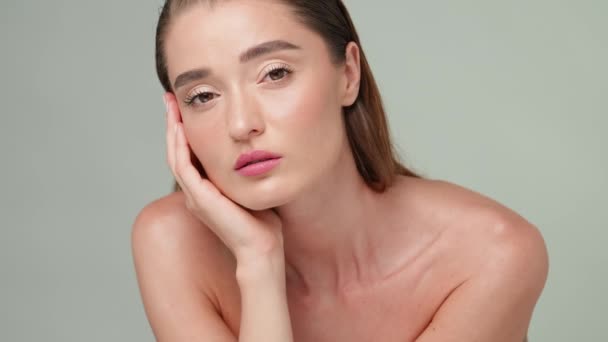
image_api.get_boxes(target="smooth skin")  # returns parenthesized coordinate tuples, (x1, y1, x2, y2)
(132, 1, 548, 341)
(132, 98, 547, 341)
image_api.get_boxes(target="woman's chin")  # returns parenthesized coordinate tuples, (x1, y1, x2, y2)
(217, 174, 299, 211)
(219, 176, 290, 210)
(226, 184, 293, 211)
(235, 194, 288, 211)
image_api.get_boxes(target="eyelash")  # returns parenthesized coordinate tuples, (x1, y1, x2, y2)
(183, 64, 294, 107)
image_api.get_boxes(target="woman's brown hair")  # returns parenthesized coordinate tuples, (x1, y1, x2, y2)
(155, 0, 425, 193)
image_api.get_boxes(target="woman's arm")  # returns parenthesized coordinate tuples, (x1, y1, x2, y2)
(236, 249, 294, 342)
(131, 200, 238, 342)
(131, 198, 294, 342)
(133, 93, 295, 341)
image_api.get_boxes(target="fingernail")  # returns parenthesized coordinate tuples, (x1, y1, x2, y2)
(163, 96, 169, 114)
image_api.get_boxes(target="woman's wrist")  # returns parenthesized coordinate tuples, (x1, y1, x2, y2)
(235, 246, 286, 284)
(234, 245, 294, 342)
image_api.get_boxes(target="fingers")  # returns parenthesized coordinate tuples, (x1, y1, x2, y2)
(164, 93, 210, 200)
(174, 124, 232, 233)
(162, 93, 276, 253)
(164, 93, 177, 173)
(166, 97, 198, 204)
(172, 119, 249, 235)
(174, 123, 204, 193)
(164, 93, 196, 206)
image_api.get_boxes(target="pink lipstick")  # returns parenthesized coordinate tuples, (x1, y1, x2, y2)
(234, 150, 282, 177)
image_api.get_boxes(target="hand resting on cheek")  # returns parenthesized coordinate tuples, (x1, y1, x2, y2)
(163, 92, 285, 263)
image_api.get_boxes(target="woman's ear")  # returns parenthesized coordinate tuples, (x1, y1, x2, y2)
(340, 42, 361, 107)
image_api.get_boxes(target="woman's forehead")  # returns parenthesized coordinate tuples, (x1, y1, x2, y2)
(167, 3, 316, 52)
(164, 1, 328, 81)
(168, 1, 306, 42)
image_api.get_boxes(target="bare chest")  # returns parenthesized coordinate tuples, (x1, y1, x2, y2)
(219, 249, 463, 342)
(214, 178, 494, 340)
(288, 296, 428, 341)
(287, 266, 452, 342)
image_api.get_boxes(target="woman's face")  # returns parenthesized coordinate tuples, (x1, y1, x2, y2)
(164, 0, 359, 210)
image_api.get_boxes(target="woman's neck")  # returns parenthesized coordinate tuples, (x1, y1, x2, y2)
(275, 151, 407, 299)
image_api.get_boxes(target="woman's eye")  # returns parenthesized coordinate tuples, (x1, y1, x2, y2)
(185, 92, 216, 106)
(184, 66, 293, 106)
(264, 67, 292, 82)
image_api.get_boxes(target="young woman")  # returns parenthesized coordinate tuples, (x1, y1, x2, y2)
(132, 1, 548, 341)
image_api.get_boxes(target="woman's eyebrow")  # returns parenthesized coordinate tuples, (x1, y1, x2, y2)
(239, 39, 301, 63)
(173, 39, 301, 90)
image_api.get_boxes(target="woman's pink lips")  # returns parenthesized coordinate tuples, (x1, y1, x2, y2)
(236, 157, 282, 177)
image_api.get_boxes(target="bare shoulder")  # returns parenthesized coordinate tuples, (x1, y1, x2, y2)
(131, 191, 240, 340)
(398, 176, 548, 281)
(133, 190, 233, 253)
(131, 191, 236, 299)
(401, 176, 544, 236)
(396, 177, 548, 341)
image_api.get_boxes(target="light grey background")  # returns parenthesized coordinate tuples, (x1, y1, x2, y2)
(1, 0, 606, 341)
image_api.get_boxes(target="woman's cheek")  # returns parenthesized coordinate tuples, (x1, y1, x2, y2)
(184, 124, 221, 176)
(264, 81, 328, 129)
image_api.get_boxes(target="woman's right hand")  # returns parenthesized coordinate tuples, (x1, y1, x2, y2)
(164, 93, 285, 262)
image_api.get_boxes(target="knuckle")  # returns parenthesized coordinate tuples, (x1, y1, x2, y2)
(174, 161, 183, 175)
(185, 199, 194, 211)
(189, 197, 202, 212)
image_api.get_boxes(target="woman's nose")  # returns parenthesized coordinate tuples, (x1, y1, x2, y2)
(226, 94, 265, 142)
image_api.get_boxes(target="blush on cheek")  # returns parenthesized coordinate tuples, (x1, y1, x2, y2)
(268, 79, 336, 130)
(183, 125, 222, 179)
